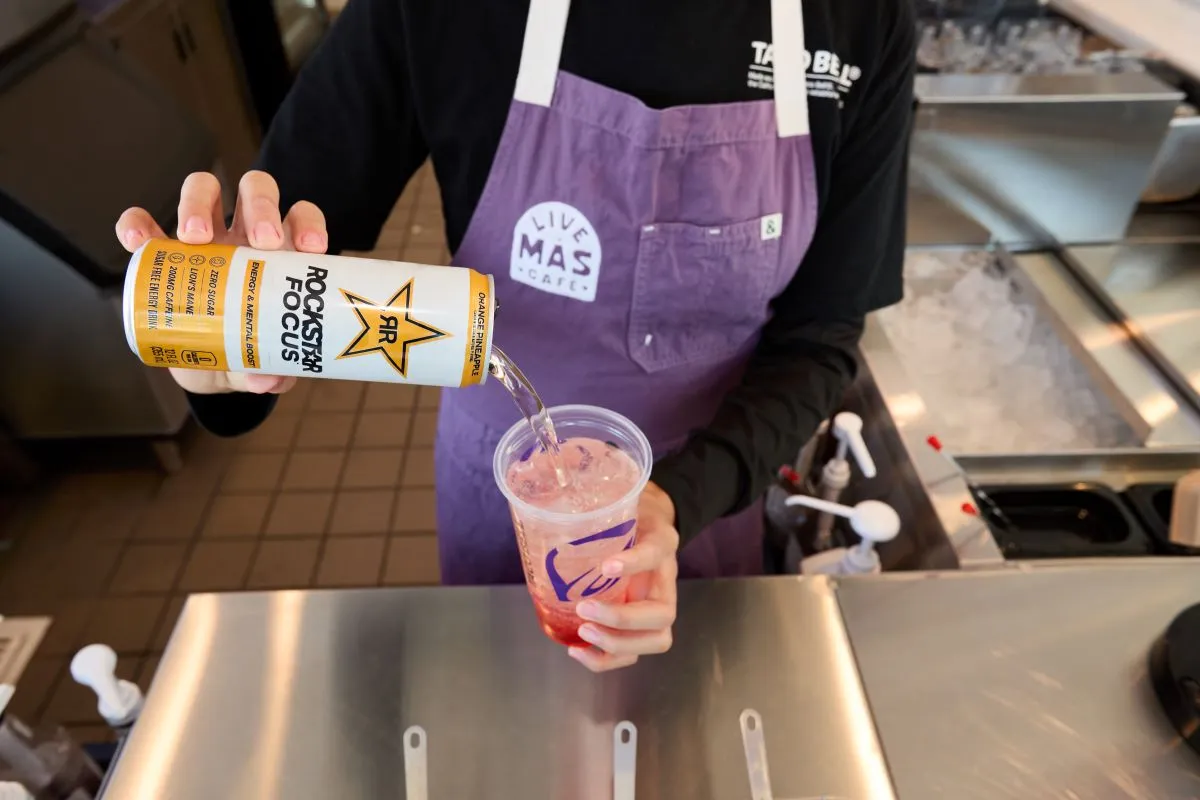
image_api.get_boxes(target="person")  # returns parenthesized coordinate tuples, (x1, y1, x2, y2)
(115, 0, 915, 672)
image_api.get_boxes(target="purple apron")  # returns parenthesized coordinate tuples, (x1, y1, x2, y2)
(436, 0, 819, 585)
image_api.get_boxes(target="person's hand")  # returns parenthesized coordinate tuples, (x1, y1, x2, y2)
(115, 170, 329, 395)
(569, 481, 679, 672)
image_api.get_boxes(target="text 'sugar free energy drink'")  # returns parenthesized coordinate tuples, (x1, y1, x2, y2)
(123, 239, 494, 387)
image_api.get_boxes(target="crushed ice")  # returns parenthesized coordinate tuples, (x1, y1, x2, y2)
(876, 250, 1134, 453)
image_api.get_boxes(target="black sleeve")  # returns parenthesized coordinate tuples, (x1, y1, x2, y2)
(189, 0, 425, 437)
(256, 0, 427, 252)
(651, 13, 916, 543)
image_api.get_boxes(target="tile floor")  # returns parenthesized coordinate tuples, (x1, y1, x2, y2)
(0, 164, 452, 743)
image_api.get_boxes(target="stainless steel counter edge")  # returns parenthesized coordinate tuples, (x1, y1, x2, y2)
(102, 579, 899, 799)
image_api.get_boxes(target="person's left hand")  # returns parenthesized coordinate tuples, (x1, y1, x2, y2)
(569, 481, 679, 672)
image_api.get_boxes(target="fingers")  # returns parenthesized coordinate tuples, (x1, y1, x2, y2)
(116, 207, 167, 252)
(176, 172, 225, 244)
(231, 170, 285, 249)
(601, 519, 678, 578)
(577, 582, 676, 631)
(577, 619, 673, 657)
(568, 646, 638, 673)
(284, 201, 328, 253)
(229, 374, 298, 395)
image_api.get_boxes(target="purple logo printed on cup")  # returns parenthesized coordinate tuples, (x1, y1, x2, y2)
(545, 519, 636, 602)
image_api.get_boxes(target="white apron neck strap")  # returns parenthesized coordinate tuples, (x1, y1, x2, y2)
(515, 0, 809, 136)
(513, 0, 571, 106)
(770, 0, 811, 138)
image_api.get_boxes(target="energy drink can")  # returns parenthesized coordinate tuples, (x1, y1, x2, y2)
(122, 239, 495, 387)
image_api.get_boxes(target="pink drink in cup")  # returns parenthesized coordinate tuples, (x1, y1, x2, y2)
(494, 405, 652, 646)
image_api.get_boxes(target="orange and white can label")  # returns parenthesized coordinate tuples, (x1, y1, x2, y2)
(123, 239, 495, 388)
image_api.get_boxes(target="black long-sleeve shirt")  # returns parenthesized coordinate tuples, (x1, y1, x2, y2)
(189, 0, 915, 543)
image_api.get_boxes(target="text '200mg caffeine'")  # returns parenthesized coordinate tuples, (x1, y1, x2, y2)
(123, 239, 494, 387)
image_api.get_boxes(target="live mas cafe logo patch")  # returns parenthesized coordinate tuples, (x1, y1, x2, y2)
(337, 280, 449, 376)
(510, 201, 602, 303)
(748, 41, 863, 107)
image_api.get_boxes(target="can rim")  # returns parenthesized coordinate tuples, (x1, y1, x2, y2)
(122, 242, 145, 356)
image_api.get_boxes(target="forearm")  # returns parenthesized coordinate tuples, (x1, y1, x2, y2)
(651, 319, 862, 542)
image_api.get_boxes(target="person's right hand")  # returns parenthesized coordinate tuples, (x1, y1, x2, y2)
(115, 170, 329, 395)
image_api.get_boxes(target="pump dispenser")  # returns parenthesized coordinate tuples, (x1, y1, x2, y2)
(785, 495, 899, 575)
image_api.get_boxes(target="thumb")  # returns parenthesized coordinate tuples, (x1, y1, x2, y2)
(232, 374, 297, 394)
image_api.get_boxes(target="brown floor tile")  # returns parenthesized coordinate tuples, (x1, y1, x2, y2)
(393, 488, 437, 533)
(57, 472, 158, 503)
(81, 596, 165, 654)
(274, 379, 313, 413)
(340, 449, 405, 489)
(71, 501, 143, 542)
(39, 600, 95, 657)
(223, 453, 286, 493)
(354, 411, 410, 448)
(137, 655, 162, 694)
(157, 456, 228, 503)
(133, 492, 208, 541)
(246, 540, 320, 589)
(406, 221, 444, 248)
(330, 491, 395, 536)
(10, 657, 64, 725)
(410, 204, 444, 228)
(66, 724, 115, 745)
(402, 244, 446, 266)
(295, 411, 357, 450)
(110, 543, 188, 595)
(417, 387, 441, 409)
(41, 539, 124, 599)
(43, 655, 138, 725)
(375, 225, 408, 249)
(203, 494, 271, 538)
(316, 536, 386, 587)
(410, 411, 438, 447)
(15, 493, 83, 542)
(178, 541, 255, 592)
(402, 449, 435, 487)
(383, 535, 441, 585)
(239, 412, 301, 452)
(264, 492, 333, 537)
(281, 451, 345, 491)
(363, 383, 418, 411)
(308, 382, 363, 412)
(150, 596, 187, 652)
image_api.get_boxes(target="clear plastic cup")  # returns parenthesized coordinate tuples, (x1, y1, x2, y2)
(493, 405, 652, 646)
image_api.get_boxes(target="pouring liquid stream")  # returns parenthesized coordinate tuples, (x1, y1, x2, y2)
(488, 347, 569, 487)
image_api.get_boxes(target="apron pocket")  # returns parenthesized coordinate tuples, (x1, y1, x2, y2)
(628, 216, 782, 373)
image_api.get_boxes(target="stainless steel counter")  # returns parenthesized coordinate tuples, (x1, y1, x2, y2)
(839, 562, 1200, 799)
(1066, 243, 1200, 413)
(101, 564, 1200, 799)
(101, 580, 893, 800)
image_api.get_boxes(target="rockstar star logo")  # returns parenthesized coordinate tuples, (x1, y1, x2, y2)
(338, 281, 449, 377)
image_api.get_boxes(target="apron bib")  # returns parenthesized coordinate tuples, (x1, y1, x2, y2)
(435, 0, 820, 585)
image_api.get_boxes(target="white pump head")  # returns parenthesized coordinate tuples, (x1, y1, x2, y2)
(832, 412, 877, 478)
(70, 644, 143, 728)
(0, 783, 33, 800)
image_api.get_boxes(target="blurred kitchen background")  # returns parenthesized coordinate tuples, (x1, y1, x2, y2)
(0, 0, 1197, 762)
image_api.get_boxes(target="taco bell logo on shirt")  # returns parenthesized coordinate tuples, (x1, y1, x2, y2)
(747, 41, 862, 104)
(545, 519, 636, 602)
(511, 201, 602, 302)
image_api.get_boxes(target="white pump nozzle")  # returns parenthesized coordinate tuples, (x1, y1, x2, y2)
(70, 644, 143, 728)
(832, 412, 877, 478)
(785, 496, 900, 544)
(0, 783, 34, 800)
